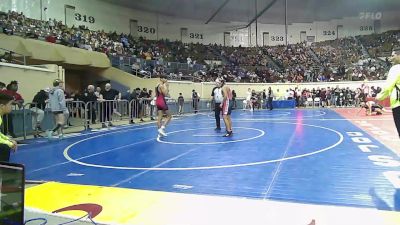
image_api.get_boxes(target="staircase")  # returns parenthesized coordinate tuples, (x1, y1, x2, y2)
(209, 47, 228, 65)
(264, 54, 283, 71)
(354, 36, 370, 58)
(306, 48, 323, 73)
(308, 48, 321, 64)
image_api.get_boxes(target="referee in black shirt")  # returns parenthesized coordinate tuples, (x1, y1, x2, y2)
(211, 79, 224, 131)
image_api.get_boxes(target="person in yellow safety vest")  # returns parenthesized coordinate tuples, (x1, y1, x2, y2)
(377, 55, 400, 138)
(0, 93, 18, 161)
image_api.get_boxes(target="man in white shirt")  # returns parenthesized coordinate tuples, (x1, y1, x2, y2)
(211, 79, 224, 130)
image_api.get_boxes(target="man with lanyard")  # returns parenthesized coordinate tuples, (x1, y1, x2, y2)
(211, 78, 224, 131)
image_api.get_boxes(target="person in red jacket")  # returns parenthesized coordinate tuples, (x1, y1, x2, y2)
(0, 81, 23, 138)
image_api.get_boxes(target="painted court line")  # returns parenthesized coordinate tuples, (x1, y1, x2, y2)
(112, 147, 201, 187)
(63, 122, 344, 171)
(262, 127, 298, 200)
(193, 134, 226, 137)
(27, 126, 157, 174)
(157, 127, 265, 145)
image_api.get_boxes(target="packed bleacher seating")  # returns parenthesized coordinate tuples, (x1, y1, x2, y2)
(358, 30, 400, 58)
(0, 10, 219, 64)
(1, 10, 398, 83)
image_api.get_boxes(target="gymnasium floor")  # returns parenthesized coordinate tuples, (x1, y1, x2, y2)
(14, 108, 400, 225)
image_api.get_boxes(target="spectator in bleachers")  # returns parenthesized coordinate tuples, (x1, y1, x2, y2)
(1, 10, 397, 84)
(45, 33, 56, 43)
(0, 82, 5, 90)
(2, 23, 13, 35)
(359, 31, 400, 58)
(0, 52, 10, 63)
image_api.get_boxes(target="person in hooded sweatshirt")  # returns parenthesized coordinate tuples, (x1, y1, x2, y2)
(47, 79, 67, 139)
(30, 88, 48, 133)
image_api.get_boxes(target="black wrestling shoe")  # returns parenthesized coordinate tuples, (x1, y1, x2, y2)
(222, 131, 233, 137)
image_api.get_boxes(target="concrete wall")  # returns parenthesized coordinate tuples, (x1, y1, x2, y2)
(0, 63, 60, 102)
(1, 61, 386, 101)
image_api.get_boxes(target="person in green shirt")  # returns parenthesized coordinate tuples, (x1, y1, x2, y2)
(0, 93, 18, 161)
(377, 55, 400, 138)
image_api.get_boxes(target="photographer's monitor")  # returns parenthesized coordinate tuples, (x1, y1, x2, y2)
(0, 162, 25, 225)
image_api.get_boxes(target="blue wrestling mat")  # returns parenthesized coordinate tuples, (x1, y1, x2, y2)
(13, 109, 400, 210)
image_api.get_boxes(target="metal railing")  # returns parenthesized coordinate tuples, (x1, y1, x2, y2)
(0, 47, 27, 65)
(84, 100, 130, 128)
(110, 55, 206, 80)
(1, 98, 246, 140)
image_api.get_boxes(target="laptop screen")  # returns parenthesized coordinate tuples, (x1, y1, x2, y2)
(0, 162, 25, 225)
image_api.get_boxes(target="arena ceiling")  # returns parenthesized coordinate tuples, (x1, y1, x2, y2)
(101, 0, 400, 24)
